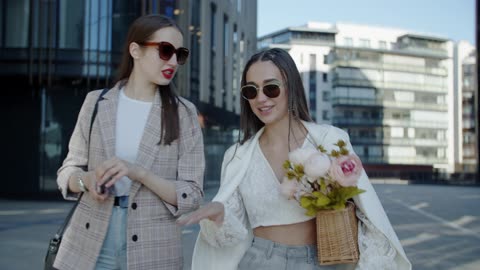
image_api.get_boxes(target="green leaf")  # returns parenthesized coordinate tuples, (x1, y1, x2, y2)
(311, 191, 330, 207)
(283, 160, 291, 170)
(338, 187, 366, 201)
(336, 140, 346, 148)
(305, 207, 317, 216)
(286, 170, 296, 179)
(340, 148, 349, 155)
(320, 178, 327, 193)
(332, 202, 346, 210)
(294, 164, 304, 177)
(300, 196, 313, 208)
(317, 145, 327, 153)
(330, 150, 339, 157)
(315, 196, 330, 207)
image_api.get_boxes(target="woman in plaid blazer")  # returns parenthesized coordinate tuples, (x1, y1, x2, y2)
(54, 15, 204, 270)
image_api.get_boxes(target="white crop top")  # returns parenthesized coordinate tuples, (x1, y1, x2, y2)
(199, 135, 316, 248)
(238, 142, 314, 228)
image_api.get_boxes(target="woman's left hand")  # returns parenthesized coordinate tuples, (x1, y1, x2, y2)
(176, 202, 225, 226)
(96, 157, 145, 189)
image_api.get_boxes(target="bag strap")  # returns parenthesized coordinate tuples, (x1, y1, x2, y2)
(53, 88, 110, 239)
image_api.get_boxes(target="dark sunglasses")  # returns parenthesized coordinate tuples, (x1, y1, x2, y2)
(241, 83, 282, 100)
(140, 41, 189, 65)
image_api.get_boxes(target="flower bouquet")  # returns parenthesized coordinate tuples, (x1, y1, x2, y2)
(280, 140, 365, 265)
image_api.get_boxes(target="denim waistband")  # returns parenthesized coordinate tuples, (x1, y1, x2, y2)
(251, 236, 316, 261)
(113, 196, 129, 208)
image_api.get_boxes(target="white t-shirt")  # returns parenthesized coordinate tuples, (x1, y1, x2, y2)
(114, 88, 152, 196)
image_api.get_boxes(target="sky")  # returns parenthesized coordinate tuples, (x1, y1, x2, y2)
(257, 0, 476, 45)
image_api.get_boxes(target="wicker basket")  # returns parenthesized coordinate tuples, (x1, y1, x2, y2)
(316, 201, 359, 265)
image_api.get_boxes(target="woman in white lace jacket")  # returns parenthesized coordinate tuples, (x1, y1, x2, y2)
(178, 48, 411, 270)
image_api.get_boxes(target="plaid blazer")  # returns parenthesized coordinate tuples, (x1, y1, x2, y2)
(54, 85, 205, 270)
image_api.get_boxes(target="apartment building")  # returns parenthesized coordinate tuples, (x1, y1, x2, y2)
(258, 22, 470, 179)
(454, 41, 478, 173)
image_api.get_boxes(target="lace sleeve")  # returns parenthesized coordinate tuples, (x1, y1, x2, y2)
(355, 209, 397, 270)
(199, 188, 249, 247)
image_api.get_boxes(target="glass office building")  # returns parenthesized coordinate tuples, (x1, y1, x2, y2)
(0, 0, 257, 197)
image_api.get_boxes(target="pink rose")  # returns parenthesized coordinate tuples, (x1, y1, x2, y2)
(329, 154, 363, 187)
(279, 178, 298, 199)
(303, 152, 331, 178)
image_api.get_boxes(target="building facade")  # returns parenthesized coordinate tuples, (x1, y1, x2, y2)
(258, 22, 477, 180)
(0, 0, 257, 197)
(454, 41, 478, 174)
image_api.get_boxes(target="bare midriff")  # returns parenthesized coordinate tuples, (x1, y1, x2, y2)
(253, 218, 316, 245)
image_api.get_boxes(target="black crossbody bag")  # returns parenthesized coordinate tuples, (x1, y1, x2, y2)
(44, 88, 109, 270)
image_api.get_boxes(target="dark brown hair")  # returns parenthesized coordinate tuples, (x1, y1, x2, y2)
(239, 48, 312, 144)
(115, 14, 185, 145)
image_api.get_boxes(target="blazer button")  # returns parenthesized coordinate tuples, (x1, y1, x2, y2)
(182, 193, 187, 199)
(132, 235, 138, 242)
(131, 203, 137, 210)
(85, 223, 90, 229)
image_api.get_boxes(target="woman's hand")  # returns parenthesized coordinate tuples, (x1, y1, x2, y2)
(83, 157, 144, 202)
(95, 157, 145, 191)
(82, 170, 109, 201)
(176, 202, 225, 226)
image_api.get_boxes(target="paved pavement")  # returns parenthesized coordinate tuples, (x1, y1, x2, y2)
(0, 185, 218, 270)
(1, 183, 479, 270)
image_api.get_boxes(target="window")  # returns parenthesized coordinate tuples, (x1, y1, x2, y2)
(209, 3, 217, 104)
(222, 14, 229, 109)
(309, 54, 316, 70)
(322, 110, 330, 120)
(344, 37, 353, 46)
(6, 0, 30, 47)
(223, 15, 229, 57)
(322, 73, 328, 82)
(309, 69, 317, 117)
(59, 0, 85, 48)
(323, 54, 328, 64)
(210, 4, 216, 49)
(391, 127, 404, 138)
(322, 91, 330, 101)
(378, 41, 387, 49)
(364, 146, 369, 157)
(359, 39, 371, 48)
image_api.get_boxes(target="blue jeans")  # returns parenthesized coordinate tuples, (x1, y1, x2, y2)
(95, 197, 128, 270)
(238, 236, 339, 270)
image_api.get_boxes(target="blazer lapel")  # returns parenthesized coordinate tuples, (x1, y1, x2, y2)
(214, 127, 264, 202)
(97, 86, 120, 161)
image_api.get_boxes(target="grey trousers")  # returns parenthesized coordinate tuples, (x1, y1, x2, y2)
(238, 236, 351, 270)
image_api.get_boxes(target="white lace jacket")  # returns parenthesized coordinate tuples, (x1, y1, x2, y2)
(192, 122, 412, 270)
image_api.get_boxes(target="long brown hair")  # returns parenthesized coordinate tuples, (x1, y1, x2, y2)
(115, 14, 185, 145)
(239, 48, 312, 144)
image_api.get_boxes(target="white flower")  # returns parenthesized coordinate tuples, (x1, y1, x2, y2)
(279, 177, 298, 199)
(294, 178, 314, 201)
(303, 152, 331, 178)
(288, 148, 317, 165)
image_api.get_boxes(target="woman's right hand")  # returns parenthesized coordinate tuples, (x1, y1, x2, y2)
(176, 202, 225, 226)
(83, 170, 110, 201)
